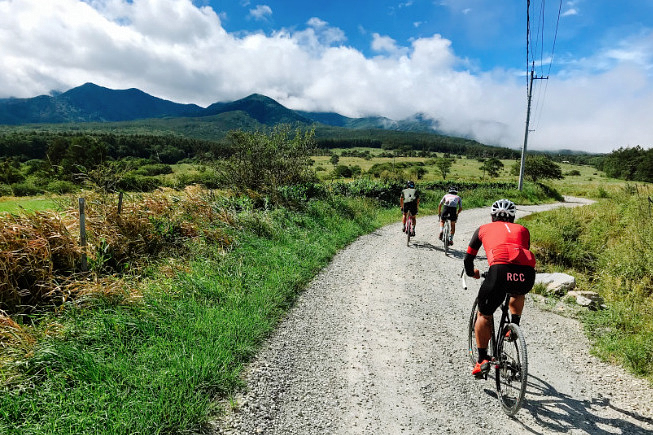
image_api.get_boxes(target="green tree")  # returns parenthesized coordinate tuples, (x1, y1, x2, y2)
(480, 157, 504, 179)
(0, 158, 25, 184)
(409, 166, 428, 180)
(223, 125, 316, 195)
(330, 154, 340, 165)
(332, 165, 353, 178)
(435, 157, 453, 180)
(511, 155, 563, 182)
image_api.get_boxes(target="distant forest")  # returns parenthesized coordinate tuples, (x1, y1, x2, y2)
(0, 129, 601, 165)
(593, 146, 653, 182)
(2, 128, 644, 195)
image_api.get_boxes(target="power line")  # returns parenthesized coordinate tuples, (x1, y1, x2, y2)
(519, 0, 562, 190)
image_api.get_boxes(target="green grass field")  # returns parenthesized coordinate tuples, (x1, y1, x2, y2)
(313, 150, 616, 199)
(0, 196, 59, 213)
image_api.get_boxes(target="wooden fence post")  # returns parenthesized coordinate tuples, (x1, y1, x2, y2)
(79, 198, 88, 272)
(118, 191, 124, 215)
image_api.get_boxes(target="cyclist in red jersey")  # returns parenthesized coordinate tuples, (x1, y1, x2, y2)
(464, 199, 536, 377)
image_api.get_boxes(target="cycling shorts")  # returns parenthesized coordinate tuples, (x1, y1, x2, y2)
(403, 201, 418, 215)
(440, 206, 458, 222)
(477, 264, 535, 316)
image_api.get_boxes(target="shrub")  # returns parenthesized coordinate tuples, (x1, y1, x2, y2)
(46, 180, 77, 194)
(133, 164, 173, 177)
(11, 182, 42, 197)
(0, 184, 12, 197)
(116, 174, 160, 192)
(221, 125, 317, 200)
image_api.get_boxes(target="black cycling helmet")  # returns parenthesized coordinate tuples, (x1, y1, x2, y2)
(448, 186, 458, 194)
(491, 199, 516, 222)
(406, 180, 415, 188)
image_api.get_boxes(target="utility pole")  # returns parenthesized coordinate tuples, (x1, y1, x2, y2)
(518, 64, 534, 191)
(518, 62, 547, 191)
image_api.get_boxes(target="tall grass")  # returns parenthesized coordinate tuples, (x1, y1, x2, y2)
(521, 184, 653, 380)
(0, 193, 395, 433)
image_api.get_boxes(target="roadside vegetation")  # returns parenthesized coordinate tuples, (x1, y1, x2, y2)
(521, 184, 653, 381)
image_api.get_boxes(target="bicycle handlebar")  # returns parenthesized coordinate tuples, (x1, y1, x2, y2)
(460, 268, 487, 290)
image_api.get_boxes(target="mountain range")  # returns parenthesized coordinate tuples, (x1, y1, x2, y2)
(0, 83, 439, 133)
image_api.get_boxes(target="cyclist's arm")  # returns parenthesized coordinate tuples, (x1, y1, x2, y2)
(464, 228, 482, 277)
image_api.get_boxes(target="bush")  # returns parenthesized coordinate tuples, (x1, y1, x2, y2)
(46, 180, 78, 194)
(0, 184, 12, 197)
(116, 174, 160, 192)
(133, 164, 173, 177)
(11, 182, 42, 197)
(221, 125, 317, 200)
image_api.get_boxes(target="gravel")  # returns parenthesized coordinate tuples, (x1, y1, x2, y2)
(211, 197, 653, 434)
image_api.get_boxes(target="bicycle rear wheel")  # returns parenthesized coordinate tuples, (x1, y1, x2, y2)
(406, 211, 412, 246)
(467, 299, 496, 365)
(442, 221, 449, 253)
(495, 323, 528, 416)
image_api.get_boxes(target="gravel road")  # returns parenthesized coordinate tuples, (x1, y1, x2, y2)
(212, 197, 653, 434)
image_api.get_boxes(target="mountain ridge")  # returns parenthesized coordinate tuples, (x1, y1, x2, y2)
(0, 83, 438, 133)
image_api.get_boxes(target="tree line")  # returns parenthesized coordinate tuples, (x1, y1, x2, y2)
(592, 146, 653, 182)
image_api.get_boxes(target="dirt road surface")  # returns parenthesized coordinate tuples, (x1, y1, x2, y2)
(213, 197, 653, 434)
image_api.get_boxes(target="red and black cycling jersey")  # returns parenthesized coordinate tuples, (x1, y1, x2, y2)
(464, 221, 536, 276)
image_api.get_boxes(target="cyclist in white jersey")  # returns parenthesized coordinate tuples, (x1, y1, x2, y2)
(438, 186, 462, 245)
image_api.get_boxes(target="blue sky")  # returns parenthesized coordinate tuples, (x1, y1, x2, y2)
(1, 0, 653, 153)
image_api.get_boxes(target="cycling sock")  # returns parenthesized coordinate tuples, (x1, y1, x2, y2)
(478, 348, 489, 363)
(511, 314, 521, 326)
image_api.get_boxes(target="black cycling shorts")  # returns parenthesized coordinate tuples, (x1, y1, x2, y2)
(477, 264, 535, 316)
(403, 201, 418, 216)
(440, 206, 458, 222)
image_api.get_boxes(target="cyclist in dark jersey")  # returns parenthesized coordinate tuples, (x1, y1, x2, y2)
(400, 181, 420, 236)
(464, 199, 536, 377)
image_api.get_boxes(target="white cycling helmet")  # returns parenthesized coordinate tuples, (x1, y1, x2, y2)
(491, 199, 516, 222)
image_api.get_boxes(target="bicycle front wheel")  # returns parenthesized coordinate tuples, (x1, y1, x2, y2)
(467, 299, 496, 366)
(495, 323, 528, 416)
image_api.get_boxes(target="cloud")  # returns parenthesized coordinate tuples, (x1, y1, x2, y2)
(371, 33, 404, 55)
(562, 8, 578, 17)
(249, 4, 272, 21)
(0, 0, 651, 153)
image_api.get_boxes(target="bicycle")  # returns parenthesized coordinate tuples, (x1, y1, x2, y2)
(462, 269, 528, 416)
(404, 210, 413, 246)
(441, 216, 451, 254)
